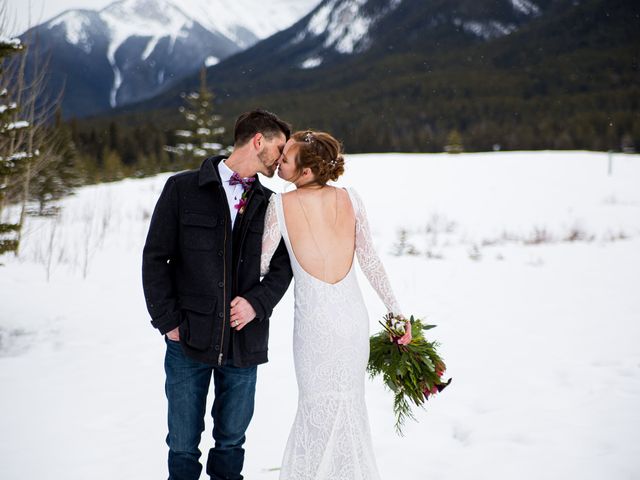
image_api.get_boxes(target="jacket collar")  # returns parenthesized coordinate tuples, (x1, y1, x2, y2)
(198, 155, 266, 198)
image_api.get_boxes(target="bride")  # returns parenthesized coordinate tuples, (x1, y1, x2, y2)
(259, 130, 410, 479)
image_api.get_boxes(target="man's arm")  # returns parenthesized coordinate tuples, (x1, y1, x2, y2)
(240, 238, 292, 321)
(142, 177, 181, 335)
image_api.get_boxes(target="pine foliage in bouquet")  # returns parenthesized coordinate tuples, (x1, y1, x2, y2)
(368, 314, 452, 435)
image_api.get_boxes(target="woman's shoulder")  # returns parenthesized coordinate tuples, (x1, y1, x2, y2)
(280, 191, 294, 205)
(339, 186, 363, 211)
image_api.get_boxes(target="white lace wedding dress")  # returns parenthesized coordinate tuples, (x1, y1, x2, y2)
(261, 188, 402, 480)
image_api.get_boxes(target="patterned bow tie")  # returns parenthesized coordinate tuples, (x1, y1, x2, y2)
(228, 172, 255, 213)
(228, 172, 255, 190)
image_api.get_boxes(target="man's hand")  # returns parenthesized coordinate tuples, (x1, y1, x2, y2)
(166, 326, 180, 342)
(230, 296, 257, 331)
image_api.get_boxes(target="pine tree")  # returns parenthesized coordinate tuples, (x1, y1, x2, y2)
(102, 147, 124, 181)
(0, 35, 27, 255)
(165, 66, 226, 166)
(444, 129, 464, 154)
(30, 108, 78, 214)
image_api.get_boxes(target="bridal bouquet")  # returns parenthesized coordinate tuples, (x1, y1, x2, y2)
(367, 313, 451, 435)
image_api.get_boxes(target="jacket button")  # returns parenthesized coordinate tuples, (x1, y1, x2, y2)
(218, 312, 223, 318)
(215, 345, 220, 351)
(218, 281, 224, 288)
(218, 250, 223, 256)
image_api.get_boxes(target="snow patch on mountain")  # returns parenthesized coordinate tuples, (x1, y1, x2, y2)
(205, 56, 219, 67)
(48, 11, 94, 53)
(455, 18, 517, 40)
(510, 0, 541, 16)
(300, 56, 323, 69)
(299, 0, 403, 55)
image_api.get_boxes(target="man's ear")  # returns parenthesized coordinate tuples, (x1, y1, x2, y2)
(252, 133, 263, 151)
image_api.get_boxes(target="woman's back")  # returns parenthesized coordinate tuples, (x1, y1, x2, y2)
(282, 186, 355, 285)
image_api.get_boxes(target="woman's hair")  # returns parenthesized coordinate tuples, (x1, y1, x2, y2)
(290, 130, 345, 186)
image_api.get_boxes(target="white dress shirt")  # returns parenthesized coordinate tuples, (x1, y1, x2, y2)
(217, 160, 245, 227)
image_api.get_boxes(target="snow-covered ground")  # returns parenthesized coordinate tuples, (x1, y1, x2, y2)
(1, 151, 639, 479)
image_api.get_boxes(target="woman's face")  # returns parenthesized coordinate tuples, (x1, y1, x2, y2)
(277, 139, 300, 182)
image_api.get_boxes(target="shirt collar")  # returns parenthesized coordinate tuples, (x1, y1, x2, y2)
(199, 156, 266, 200)
(218, 159, 236, 183)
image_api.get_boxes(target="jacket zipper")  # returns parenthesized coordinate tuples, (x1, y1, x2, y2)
(218, 218, 227, 366)
(218, 182, 233, 366)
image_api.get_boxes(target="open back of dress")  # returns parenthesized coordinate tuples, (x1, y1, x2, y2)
(282, 187, 356, 285)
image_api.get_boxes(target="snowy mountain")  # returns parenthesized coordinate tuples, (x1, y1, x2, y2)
(150, 0, 559, 96)
(216, 0, 552, 72)
(104, 0, 640, 154)
(177, 0, 325, 48)
(19, 0, 321, 117)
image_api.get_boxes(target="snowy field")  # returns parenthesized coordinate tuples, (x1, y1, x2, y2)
(1, 151, 639, 480)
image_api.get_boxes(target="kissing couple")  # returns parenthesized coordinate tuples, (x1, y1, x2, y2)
(142, 109, 411, 480)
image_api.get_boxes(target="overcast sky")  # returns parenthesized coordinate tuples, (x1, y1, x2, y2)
(4, 0, 114, 35)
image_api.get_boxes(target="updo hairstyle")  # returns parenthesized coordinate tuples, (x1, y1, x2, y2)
(290, 130, 345, 186)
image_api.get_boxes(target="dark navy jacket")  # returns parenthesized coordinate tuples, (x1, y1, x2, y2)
(142, 156, 292, 367)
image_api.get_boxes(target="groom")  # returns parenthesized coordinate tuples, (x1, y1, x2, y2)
(142, 109, 293, 480)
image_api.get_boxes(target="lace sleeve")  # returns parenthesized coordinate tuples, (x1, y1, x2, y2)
(261, 194, 282, 276)
(351, 188, 402, 316)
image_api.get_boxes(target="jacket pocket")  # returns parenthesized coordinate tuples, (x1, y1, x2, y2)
(240, 318, 269, 353)
(179, 295, 217, 351)
(181, 212, 218, 251)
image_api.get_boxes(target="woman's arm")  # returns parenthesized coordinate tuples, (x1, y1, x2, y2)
(351, 188, 411, 344)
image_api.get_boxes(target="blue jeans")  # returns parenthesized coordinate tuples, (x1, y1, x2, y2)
(164, 338, 257, 480)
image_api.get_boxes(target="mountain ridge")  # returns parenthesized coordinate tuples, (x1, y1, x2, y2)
(105, 0, 638, 153)
(18, 0, 321, 117)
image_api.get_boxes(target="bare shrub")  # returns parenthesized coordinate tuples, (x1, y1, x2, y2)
(524, 227, 554, 245)
(391, 229, 420, 256)
(468, 244, 482, 261)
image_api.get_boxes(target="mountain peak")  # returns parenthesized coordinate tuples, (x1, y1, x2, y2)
(23, 0, 323, 117)
(46, 10, 103, 54)
(101, 0, 190, 25)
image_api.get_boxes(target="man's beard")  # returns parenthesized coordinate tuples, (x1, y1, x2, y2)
(258, 150, 277, 178)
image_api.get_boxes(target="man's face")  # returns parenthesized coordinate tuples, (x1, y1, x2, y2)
(257, 132, 286, 178)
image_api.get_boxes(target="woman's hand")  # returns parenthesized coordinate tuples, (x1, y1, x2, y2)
(397, 316, 412, 345)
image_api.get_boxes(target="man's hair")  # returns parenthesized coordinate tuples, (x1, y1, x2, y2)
(233, 109, 291, 147)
